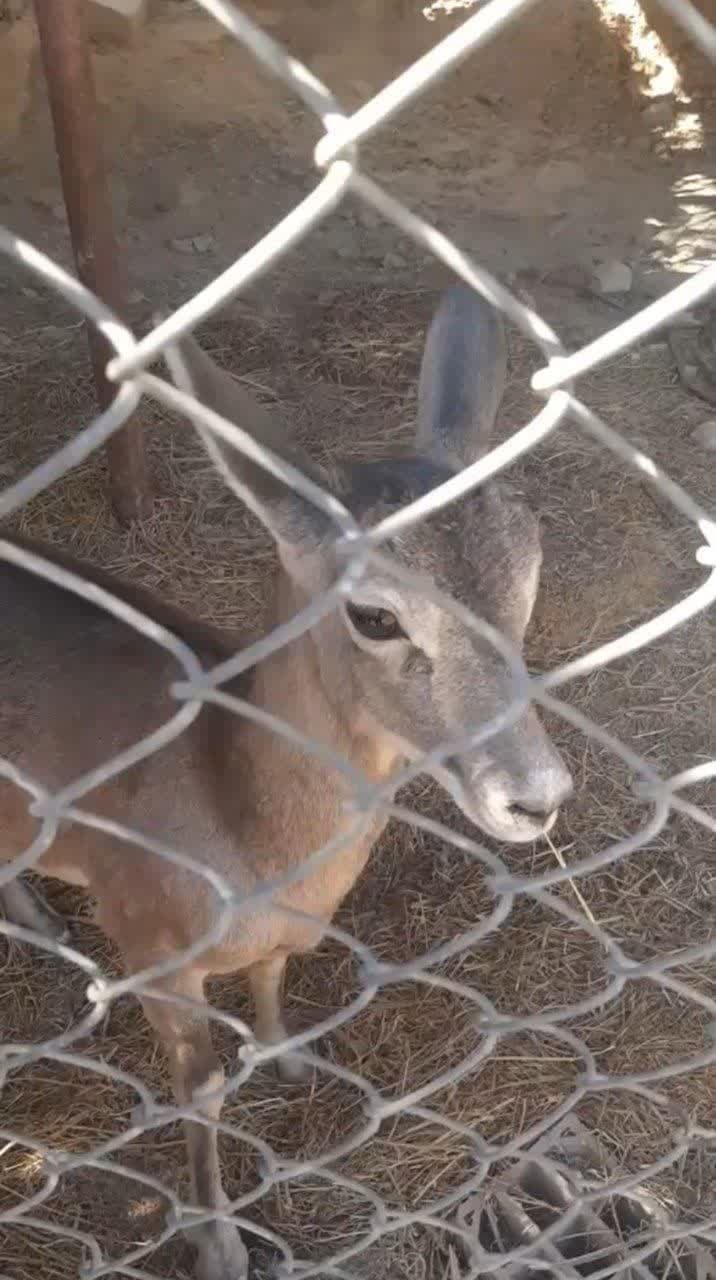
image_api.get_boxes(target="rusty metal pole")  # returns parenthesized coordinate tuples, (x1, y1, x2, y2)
(33, 0, 152, 525)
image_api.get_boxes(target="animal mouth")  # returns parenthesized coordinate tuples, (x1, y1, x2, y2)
(436, 761, 560, 844)
(507, 801, 559, 834)
(469, 797, 558, 844)
(506, 803, 558, 838)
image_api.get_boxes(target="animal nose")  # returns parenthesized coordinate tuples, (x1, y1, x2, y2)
(508, 762, 573, 820)
(508, 801, 556, 821)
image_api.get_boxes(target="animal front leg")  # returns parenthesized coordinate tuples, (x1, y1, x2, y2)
(141, 970, 249, 1280)
(249, 952, 311, 1083)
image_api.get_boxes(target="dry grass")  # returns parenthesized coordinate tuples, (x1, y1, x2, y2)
(0, 286, 714, 1279)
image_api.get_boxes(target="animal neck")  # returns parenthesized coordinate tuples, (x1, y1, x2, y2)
(199, 572, 401, 872)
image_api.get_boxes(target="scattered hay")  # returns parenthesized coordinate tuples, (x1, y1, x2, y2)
(0, 285, 713, 1278)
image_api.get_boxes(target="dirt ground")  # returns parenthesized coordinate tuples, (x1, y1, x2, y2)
(0, 1, 714, 1278)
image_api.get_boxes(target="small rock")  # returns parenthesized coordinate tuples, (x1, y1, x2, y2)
(593, 260, 632, 294)
(383, 250, 407, 270)
(170, 234, 215, 255)
(127, 288, 146, 305)
(88, 0, 147, 46)
(642, 98, 675, 127)
(21, 286, 41, 300)
(318, 289, 338, 307)
(93, 0, 145, 15)
(51, 202, 66, 221)
(691, 420, 716, 451)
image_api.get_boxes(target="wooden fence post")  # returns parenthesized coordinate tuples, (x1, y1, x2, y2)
(33, 0, 152, 525)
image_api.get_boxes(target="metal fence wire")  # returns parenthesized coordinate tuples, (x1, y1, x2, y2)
(1, 0, 716, 1277)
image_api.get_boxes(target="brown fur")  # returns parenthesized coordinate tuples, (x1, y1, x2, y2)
(0, 286, 571, 1279)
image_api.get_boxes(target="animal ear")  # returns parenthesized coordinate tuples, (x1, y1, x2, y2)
(164, 331, 335, 551)
(416, 283, 507, 467)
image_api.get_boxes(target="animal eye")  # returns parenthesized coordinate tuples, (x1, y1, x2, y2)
(345, 603, 405, 641)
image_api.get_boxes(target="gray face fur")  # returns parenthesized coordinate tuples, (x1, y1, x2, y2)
(297, 457, 570, 843)
(173, 284, 572, 844)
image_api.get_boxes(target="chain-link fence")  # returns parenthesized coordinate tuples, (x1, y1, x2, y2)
(1, 0, 715, 1278)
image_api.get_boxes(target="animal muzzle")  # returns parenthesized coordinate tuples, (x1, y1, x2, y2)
(445, 706, 573, 844)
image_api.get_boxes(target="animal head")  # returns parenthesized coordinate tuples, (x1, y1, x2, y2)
(168, 284, 572, 844)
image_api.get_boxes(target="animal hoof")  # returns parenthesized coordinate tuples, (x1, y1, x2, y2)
(44, 910, 71, 945)
(277, 1052, 313, 1085)
(193, 1222, 249, 1280)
